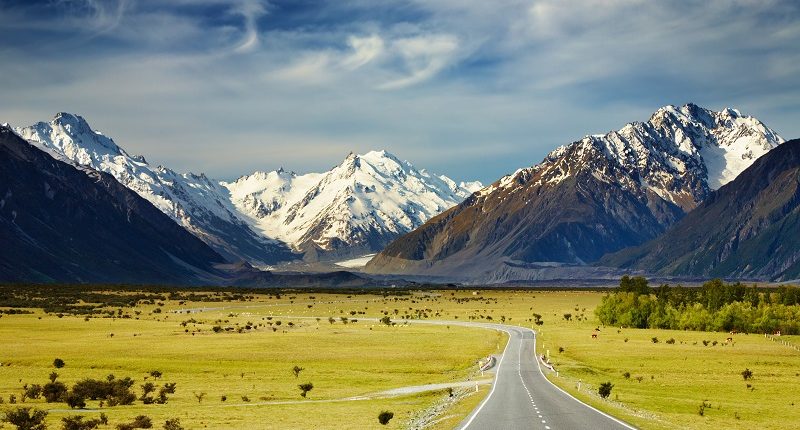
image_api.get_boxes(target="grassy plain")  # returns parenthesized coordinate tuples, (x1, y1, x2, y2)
(0, 291, 502, 429)
(1, 288, 799, 430)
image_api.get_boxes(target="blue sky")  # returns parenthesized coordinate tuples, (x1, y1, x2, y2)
(1, 0, 799, 183)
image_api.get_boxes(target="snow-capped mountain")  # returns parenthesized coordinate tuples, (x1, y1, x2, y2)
(225, 150, 482, 258)
(13, 113, 480, 263)
(15, 113, 293, 264)
(366, 104, 784, 281)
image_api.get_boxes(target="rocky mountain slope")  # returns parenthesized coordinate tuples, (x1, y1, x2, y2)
(365, 104, 784, 281)
(0, 126, 227, 284)
(225, 151, 481, 259)
(601, 139, 800, 281)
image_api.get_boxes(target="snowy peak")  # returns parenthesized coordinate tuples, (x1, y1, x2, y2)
(225, 149, 481, 254)
(15, 113, 293, 264)
(15, 112, 127, 166)
(528, 103, 784, 209)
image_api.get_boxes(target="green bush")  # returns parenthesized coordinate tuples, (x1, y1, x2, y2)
(598, 382, 614, 399)
(2, 407, 48, 430)
(378, 411, 394, 425)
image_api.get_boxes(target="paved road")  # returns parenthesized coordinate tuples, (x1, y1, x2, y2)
(167, 309, 635, 429)
(457, 324, 635, 430)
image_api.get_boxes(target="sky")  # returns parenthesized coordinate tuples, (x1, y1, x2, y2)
(1, 0, 799, 184)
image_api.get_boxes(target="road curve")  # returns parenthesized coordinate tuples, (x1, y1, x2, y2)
(455, 323, 635, 430)
(169, 307, 635, 429)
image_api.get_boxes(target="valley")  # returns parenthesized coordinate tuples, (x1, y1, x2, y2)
(1, 285, 798, 429)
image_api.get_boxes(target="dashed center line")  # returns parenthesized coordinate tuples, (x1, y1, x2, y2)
(518, 335, 548, 428)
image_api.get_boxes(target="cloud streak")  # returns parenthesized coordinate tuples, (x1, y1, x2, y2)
(0, 0, 798, 184)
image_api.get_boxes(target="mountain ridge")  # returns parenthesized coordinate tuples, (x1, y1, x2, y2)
(365, 103, 784, 282)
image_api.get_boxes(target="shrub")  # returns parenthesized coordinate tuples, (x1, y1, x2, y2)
(53, 358, 66, 369)
(622, 372, 630, 380)
(651, 337, 659, 343)
(563, 313, 572, 321)
(23, 384, 42, 400)
(698, 400, 711, 416)
(72, 376, 136, 406)
(116, 415, 152, 430)
(598, 382, 614, 399)
(193, 392, 206, 404)
(2, 407, 48, 430)
(298, 383, 314, 398)
(741, 368, 753, 380)
(380, 316, 392, 326)
(558, 347, 565, 353)
(163, 418, 183, 430)
(666, 338, 676, 344)
(43, 381, 68, 403)
(65, 392, 86, 409)
(62, 414, 107, 430)
(292, 366, 304, 378)
(378, 411, 394, 425)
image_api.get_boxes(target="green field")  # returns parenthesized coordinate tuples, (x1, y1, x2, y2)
(1, 287, 799, 429)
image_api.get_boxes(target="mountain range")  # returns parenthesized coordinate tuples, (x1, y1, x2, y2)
(14, 113, 479, 265)
(365, 104, 785, 282)
(3, 103, 796, 285)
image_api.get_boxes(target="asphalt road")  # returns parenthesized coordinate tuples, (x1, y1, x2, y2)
(456, 324, 636, 430)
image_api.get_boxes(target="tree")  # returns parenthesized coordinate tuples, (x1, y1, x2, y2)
(292, 366, 304, 378)
(65, 392, 86, 409)
(163, 418, 183, 430)
(43, 381, 68, 403)
(62, 414, 107, 430)
(618, 275, 650, 295)
(380, 316, 392, 326)
(116, 415, 152, 430)
(598, 382, 614, 399)
(378, 411, 394, 425)
(2, 407, 48, 430)
(53, 358, 66, 369)
(298, 383, 314, 398)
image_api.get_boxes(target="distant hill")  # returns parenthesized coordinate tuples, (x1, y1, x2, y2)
(0, 126, 226, 284)
(601, 139, 800, 281)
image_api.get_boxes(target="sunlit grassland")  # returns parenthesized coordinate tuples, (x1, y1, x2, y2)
(0, 292, 502, 429)
(1, 288, 798, 430)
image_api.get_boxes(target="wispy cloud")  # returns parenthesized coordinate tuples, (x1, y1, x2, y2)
(1, 0, 799, 184)
(231, 0, 268, 53)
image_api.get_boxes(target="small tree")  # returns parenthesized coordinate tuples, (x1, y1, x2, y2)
(42, 381, 68, 403)
(62, 414, 107, 430)
(328, 317, 336, 325)
(53, 358, 66, 369)
(193, 392, 206, 404)
(651, 337, 659, 344)
(378, 411, 394, 425)
(563, 313, 572, 321)
(380, 316, 392, 326)
(741, 368, 753, 380)
(163, 418, 183, 430)
(2, 407, 48, 430)
(292, 366, 304, 378)
(65, 392, 87, 409)
(116, 415, 152, 430)
(298, 383, 314, 398)
(598, 382, 614, 399)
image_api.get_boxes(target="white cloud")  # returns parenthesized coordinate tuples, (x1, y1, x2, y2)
(231, 0, 268, 53)
(341, 35, 384, 70)
(379, 34, 460, 90)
